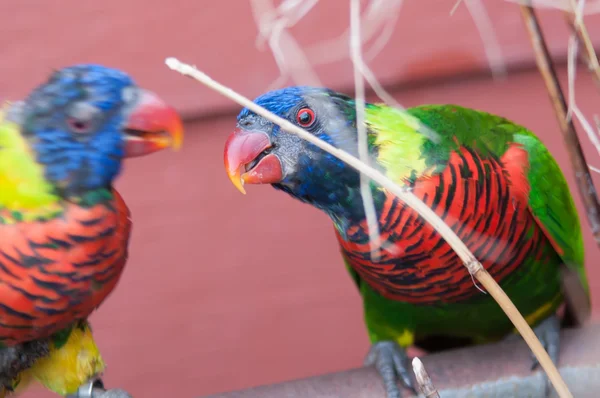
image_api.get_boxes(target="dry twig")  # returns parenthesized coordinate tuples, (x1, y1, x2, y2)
(249, 0, 321, 89)
(506, 0, 600, 13)
(519, 4, 600, 245)
(350, 0, 381, 261)
(412, 357, 440, 398)
(563, 13, 600, 87)
(305, 0, 404, 66)
(564, 12, 600, 170)
(562, 0, 600, 174)
(452, 0, 508, 79)
(165, 56, 573, 398)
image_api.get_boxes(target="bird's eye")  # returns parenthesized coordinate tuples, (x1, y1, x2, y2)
(67, 118, 93, 134)
(66, 102, 100, 134)
(296, 108, 315, 127)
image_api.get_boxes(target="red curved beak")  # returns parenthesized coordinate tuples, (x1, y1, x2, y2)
(224, 129, 283, 194)
(123, 88, 184, 158)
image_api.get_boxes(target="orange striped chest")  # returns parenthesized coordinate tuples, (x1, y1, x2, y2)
(335, 145, 555, 305)
(0, 189, 131, 344)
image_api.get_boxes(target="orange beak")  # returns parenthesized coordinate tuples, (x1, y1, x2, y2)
(223, 129, 283, 194)
(122, 88, 184, 158)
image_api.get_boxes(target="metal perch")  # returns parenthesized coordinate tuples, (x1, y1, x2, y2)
(66, 379, 133, 398)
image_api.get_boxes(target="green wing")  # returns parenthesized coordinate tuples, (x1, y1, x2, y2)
(363, 103, 589, 304)
(513, 128, 590, 324)
(514, 132, 589, 298)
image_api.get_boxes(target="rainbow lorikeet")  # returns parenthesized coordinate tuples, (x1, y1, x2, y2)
(0, 64, 183, 396)
(223, 87, 590, 397)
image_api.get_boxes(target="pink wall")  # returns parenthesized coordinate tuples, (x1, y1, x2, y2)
(3, 1, 600, 397)
(3, 1, 600, 115)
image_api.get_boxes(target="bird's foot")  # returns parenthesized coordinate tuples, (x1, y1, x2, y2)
(66, 378, 133, 398)
(364, 341, 416, 398)
(530, 314, 560, 397)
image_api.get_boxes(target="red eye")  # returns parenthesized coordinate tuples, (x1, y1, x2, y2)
(67, 117, 92, 133)
(296, 108, 315, 127)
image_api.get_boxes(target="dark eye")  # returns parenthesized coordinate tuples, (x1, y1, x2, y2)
(296, 108, 315, 127)
(67, 118, 93, 133)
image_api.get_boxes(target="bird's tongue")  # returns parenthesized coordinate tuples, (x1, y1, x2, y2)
(224, 129, 282, 194)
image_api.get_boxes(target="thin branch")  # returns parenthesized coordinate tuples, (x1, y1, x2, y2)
(564, 0, 600, 162)
(364, 9, 402, 61)
(454, 0, 508, 79)
(357, 61, 441, 144)
(566, 32, 578, 121)
(305, 0, 404, 66)
(412, 357, 440, 398)
(563, 0, 600, 87)
(350, 0, 382, 261)
(519, 4, 600, 245)
(563, 21, 600, 157)
(505, 0, 600, 13)
(165, 56, 574, 398)
(249, 0, 321, 89)
(561, 0, 600, 170)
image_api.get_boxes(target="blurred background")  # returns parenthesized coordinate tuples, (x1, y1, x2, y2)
(2, 1, 600, 397)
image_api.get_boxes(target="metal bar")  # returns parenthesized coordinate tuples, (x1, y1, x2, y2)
(206, 322, 600, 398)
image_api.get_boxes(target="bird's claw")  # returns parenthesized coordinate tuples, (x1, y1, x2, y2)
(66, 378, 133, 398)
(364, 341, 416, 398)
(529, 315, 560, 397)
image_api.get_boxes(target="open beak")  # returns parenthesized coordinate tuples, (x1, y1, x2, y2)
(224, 129, 283, 194)
(122, 88, 184, 158)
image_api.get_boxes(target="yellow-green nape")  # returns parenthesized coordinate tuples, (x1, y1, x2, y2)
(17, 323, 106, 396)
(0, 107, 61, 217)
(365, 105, 433, 184)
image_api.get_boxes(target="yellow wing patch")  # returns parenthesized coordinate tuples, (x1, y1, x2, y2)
(365, 105, 433, 184)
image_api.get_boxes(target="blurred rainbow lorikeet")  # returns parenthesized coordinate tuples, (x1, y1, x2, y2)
(223, 86, 590, 397)
(0, 64, 183, 397)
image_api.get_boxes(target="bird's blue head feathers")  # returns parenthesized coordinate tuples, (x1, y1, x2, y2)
(19, 64, 137, 198)
(234, 86, 378, 219)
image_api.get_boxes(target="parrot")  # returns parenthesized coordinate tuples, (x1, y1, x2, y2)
(0, 64, 183, 397)
(223, 86, 590, 397)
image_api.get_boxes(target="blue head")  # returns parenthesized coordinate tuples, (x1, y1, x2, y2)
(11, 64, 183, 199)
(224, 86, 376, 218)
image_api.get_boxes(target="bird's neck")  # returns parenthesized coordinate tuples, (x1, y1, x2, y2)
(274, 161, 387, 232)
(0, 117, 62, 218)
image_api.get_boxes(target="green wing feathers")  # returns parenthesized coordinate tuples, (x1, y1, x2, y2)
(365, 103, 589, 301)
(515, 133, 588, 295)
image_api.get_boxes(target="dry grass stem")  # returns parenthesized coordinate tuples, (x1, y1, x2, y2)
(356, 61, 441, 144)
(519, 4, 600, 246)
(412, 357, 440, 398)
(305, 0, 404, 66)
(564, 25, 600, 158)
(563, 0, 600, 164)
(350, 0, 382, 261)
(589, 164, 600, 173)
(165, 56, 572, 398)
(454, 0, 508, 79)
(250, 0, 321, 89)
(563, 0, 600, 85)
(506, 0, 600, 13)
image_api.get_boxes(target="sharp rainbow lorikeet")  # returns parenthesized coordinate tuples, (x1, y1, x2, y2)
(223, 86, 590, 397)
(0, 64, 183, 396)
